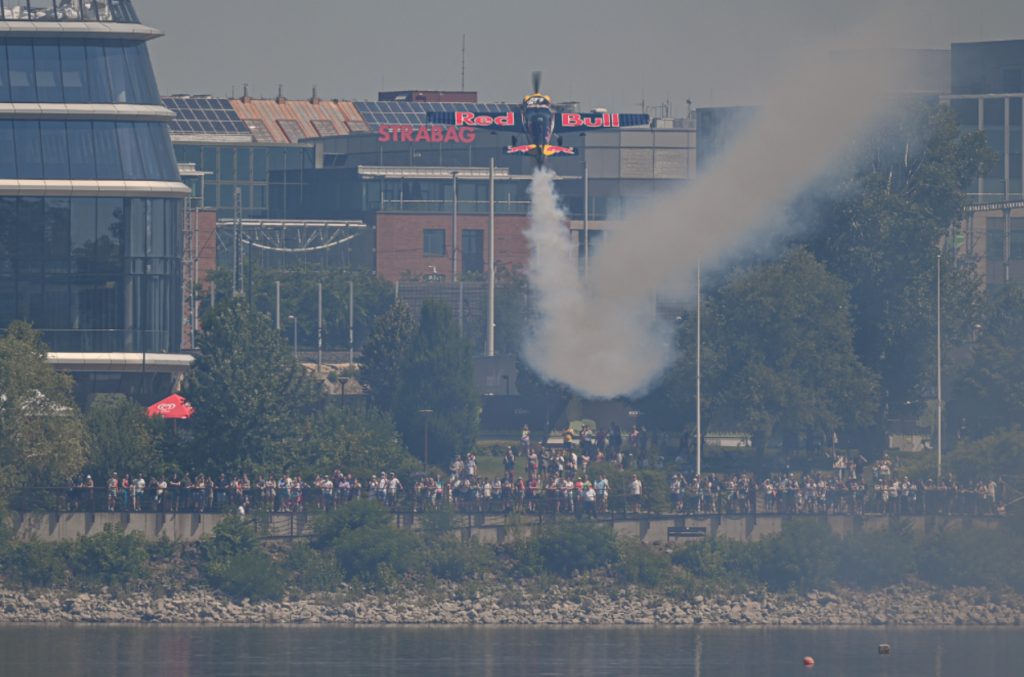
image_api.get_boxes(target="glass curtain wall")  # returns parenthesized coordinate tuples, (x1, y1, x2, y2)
(0, 39, 160, 104)
(0, 120, 178, 180)
(0, 196, 181, 352)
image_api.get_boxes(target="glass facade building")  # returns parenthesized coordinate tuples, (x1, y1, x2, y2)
(0, 2, 189, 362)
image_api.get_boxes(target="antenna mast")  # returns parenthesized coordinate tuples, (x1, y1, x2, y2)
(461, 34, 466, 91)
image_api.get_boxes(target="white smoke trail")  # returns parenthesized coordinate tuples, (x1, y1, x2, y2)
(522, 38, 894, 398)
(523, 167, 672, 397)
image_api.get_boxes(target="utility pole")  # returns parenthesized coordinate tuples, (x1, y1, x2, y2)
(349, 280, 354, 366)
(276, 281, 280, 330)
(232, 187, 242, 295)
(583, 160, 589, 283)
(487, 157, 496, 356)
(451, 172, 458, 279)
(937, 253, 942, 480)
(317, 282, 323, 375)
(696, 260, 702, 478)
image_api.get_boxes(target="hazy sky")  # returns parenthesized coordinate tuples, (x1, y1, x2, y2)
(140, 0, 1024, 112)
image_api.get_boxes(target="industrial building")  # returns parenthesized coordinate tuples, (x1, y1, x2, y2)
(942, 39, 1024, 287)
(164, 91, 697, 282)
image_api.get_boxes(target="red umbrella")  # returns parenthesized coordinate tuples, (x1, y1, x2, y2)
(147, 394, 194, 420)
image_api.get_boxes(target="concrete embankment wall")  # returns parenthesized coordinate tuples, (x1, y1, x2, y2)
(14, 511, 1000, 544)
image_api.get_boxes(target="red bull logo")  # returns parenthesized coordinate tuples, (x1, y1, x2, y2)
(453, 112, 517, 126)
(559, 113, 620, 128)
(377, 125, 476, 143)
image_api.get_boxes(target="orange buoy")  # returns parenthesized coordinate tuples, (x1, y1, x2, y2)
(803, 657, 815, 667)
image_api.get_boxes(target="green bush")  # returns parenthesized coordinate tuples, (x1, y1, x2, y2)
(757, 519, 839, 592)
(309, 500, 394, 549)
(671, 536, 760, 591)
(531, 519, 617, 577)
(146, 533, 179, 562)
(206, 550, 286, 602)
(310, 500, 422, 584)
(426, 537, 496, 582)
(613, 538, 671, 587)
(287, 542, 345, 592)
(64, 523, 149, 587)
(915, 527, 1024, 592)
(201, 516, 260, 560)
(837, 519, 916, 589)
(7, 538, 66, 588)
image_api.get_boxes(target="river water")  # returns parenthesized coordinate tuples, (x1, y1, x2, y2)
(0, 625, 1019, 676)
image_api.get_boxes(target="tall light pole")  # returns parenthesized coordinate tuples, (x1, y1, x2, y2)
(696, 260, 702, 478)
(317, 282, 323, 375)
(349, 280, 355, 366)
(937, 253, 942, 481)
(583, 159, 589, 283)
(487, 157, 496, 356)
(419, 409, 433, 471)
(451, 172, 458, 280)
(275, 281, 281, 331)
(288, 315, 298, 360)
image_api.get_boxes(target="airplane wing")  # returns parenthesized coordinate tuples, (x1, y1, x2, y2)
(554, 112, 650, 131)
(426, 111, 521, 130)
(503, 144, 578, 157)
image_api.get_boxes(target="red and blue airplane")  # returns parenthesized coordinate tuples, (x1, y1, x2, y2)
(426, 72, 649, 166)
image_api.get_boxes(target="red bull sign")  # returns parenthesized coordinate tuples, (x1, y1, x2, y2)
(453, 112, 516, 126)
(559, 113, 620, 128)
(378, 125, 476, 143)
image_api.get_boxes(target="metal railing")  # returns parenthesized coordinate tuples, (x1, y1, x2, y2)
(11, 485, 1010, 519)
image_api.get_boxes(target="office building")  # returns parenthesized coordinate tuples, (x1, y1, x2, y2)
(0, 0, 191, 404)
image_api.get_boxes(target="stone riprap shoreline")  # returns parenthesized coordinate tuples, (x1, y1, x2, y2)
(1, 584, 1022, 626)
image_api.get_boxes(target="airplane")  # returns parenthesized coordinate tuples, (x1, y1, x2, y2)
(426, 72, 650, 166)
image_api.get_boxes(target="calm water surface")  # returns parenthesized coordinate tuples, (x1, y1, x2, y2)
(0, 625, 1020, 676)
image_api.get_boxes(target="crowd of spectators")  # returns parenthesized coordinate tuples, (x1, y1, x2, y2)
(42, 429, 1010, 518)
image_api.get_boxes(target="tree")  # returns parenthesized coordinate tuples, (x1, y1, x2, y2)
(183, 297, 320, 475)
(701, 251, 878, 457)
(393, 299, 479, 467)
(85, 396, 166, 478)
(948, 286, 1024, 439)
(801, 103, 998, 410)
(942, 428, 1024, 483)
(0, 321, 89, 491)
(204, 264, 394, 352)
(302, 404, 418, 478)
(493, 267, 531, 355)
(359, 300, 415, 411)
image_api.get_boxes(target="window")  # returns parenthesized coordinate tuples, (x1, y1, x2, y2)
(1004, 69, 1023, 94)
(311, 120, 338, 137)
(60, 40, 91, 103)
(33, 40, 63, 104)
(104, 40, 133, 103)
(424, 229, 446, 257)
(8, 40, 36, 102)
(277, 120, 305, 143)
(13, 120, 43, 178)
(462, 229, 483, 273)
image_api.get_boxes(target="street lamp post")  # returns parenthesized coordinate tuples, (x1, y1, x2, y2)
(288, 315, 298, 359)
(419, 410, 433, 471)
(937, 253, 942, 481)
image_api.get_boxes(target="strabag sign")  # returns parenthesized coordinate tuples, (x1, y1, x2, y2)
(378, 125, 476, 143)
